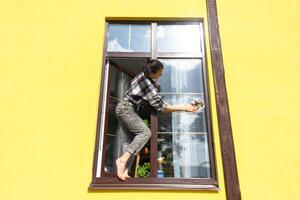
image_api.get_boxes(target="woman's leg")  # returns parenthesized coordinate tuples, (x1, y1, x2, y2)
(115, 101, 152, 180)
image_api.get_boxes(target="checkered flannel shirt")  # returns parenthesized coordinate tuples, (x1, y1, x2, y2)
(123, 72, 169, 112)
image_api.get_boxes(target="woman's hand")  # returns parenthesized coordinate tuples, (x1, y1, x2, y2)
(185, 104, 200, 113)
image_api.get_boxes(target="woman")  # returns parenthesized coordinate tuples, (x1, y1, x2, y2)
(115, 58, 200, 180)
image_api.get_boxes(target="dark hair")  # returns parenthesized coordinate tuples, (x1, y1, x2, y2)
(142, 58, 164, 79)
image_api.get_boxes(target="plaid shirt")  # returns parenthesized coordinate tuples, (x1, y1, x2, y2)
(123, 72, 169, 112)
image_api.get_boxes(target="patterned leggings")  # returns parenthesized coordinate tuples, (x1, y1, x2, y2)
(115, 100, 151, 156)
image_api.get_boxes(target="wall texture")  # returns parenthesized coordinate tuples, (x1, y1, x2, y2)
(217, 0, 300, 199)
(0, 0, 299, 200)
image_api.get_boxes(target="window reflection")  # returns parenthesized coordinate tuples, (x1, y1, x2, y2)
(158, 133, 211, 178)
(159, 59, 204, 93)
(107, 24, 151, 52)
(157, 57, 210, 178)
(157, 24, 202, 53)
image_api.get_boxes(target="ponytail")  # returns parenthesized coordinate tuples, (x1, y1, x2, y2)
(143, 58, 152, 79)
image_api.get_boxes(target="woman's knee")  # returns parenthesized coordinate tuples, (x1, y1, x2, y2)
(144, 127, 152, 139)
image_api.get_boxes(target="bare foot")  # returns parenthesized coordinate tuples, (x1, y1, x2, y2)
(122, 168, 130, 180)
(116, 158, 126, 180)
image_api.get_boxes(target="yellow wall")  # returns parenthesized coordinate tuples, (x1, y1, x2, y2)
(0, 0, 299, 200)
(217, 0, 300, 199)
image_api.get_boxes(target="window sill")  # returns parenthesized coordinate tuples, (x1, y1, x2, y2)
(89, 177, 219, 191)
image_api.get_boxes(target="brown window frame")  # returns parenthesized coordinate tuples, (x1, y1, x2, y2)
(89, 18, 221, 190)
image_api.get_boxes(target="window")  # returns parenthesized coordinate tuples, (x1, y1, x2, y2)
(90, 20, 217, 190)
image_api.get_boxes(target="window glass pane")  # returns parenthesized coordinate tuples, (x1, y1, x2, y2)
(156, 57, 210, 178)
(159, 59, 204, 93)
(108, 97, 119, 135)
(107, 24, 151, 52)
(104, 134, 117, 173)
(120, 72, 132, 97)
(109, 65, 122, 98)
(104, 97, 121, 173)
(104, 65, 134, 173)
(158, 133, 211, 178)
(158, 94, 207, 133)
(157, 24, 202, 53)
(109, 65, 131, 99)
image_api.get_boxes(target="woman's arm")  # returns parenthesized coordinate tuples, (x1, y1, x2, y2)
(143, 82, 200, 113)
(164, 103, 199, 113)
